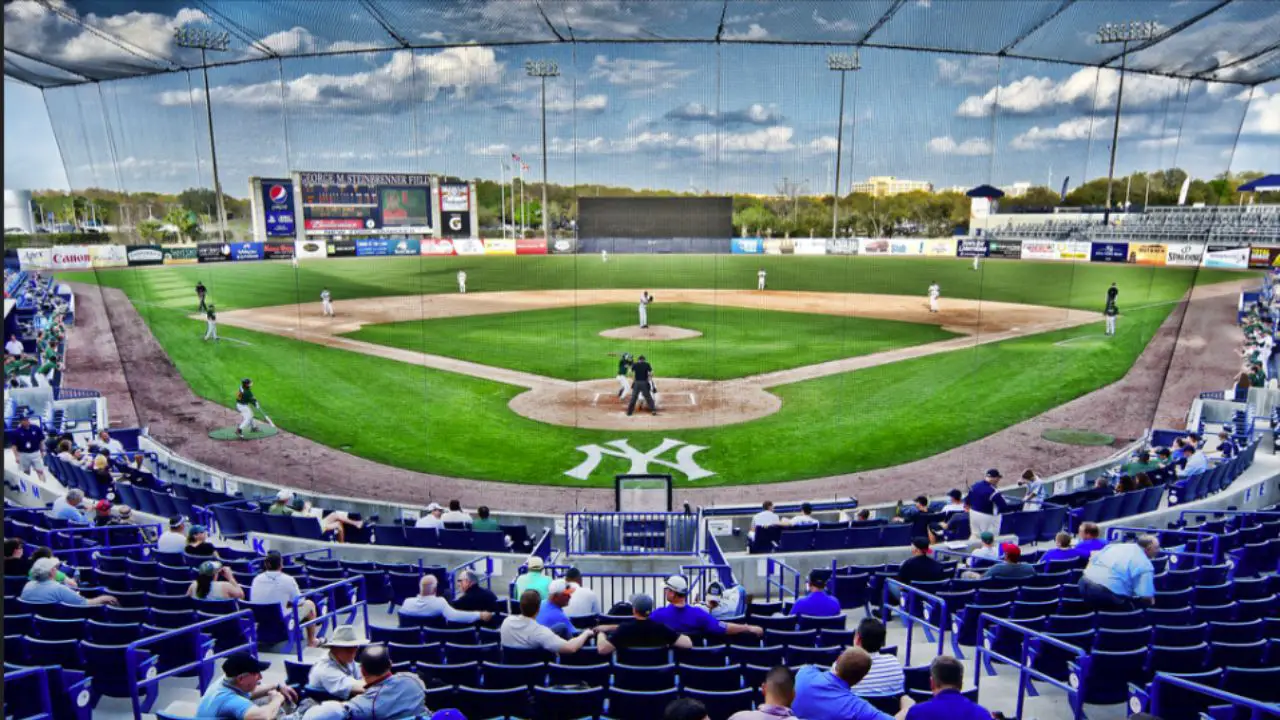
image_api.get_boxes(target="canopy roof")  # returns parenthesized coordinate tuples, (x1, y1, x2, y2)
(5, 0, 1280, 89)
(1238, 174, 1280, 192)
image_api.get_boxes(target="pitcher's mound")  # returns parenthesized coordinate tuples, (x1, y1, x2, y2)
(599, 325, 702, 341)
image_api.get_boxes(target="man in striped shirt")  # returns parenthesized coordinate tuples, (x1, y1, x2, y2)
(850, 617, 905, 697)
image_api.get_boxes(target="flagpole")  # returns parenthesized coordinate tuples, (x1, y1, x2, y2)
(499, 161, 508, 240)
(520, 164, 526, 238)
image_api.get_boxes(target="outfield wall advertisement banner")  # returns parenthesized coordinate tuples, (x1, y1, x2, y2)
(49, 246, 92, 270)
(1056, 241, 1091, 261)
(1164, 243, 1204, 267)
(860, 238, 890, 255)
(794, 238, 827, 255)
(299, 171, 433, 235)
(889, 240, 924, 256)
(924, 239, 956, 257)
(550, 238, 576, 254)
(231, 242, 264, 261)
(826, 238, 858, 255)
(1090, 242, 1129, 263)
(90, 244, 128, 268)
(731, 238, 764, 254)
(516, 238, 547, 255)
(986, 240, 1022, 258)
(162, 245, 198, 264)
(421, 238, 456, 256)
(125, 244, 164, 266)
(483, 239, 516, 255)
(1249, 246, 1280, 269)
(198, 243, 231, 262)
(260, 179, 296, 237)
(764, 239, 795, 255)
(17, 248, 50, 270)
(1020, 241, 1059, 261)
(327, 239, 356, 257)
(295, 240, 327, 259)
(1202, 245, 1250, 269)
(454, 239, 485, 255)
(355, 238, 420, 257)
(263, 242, 294, 260)
(1131, 243, 1167, 266)
(956, 239, 988, 258)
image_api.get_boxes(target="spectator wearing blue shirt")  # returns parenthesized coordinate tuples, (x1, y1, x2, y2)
(10, 415, 48, 482)
(792, 647, 913, 720)
(963, 469, 1010, 540)
(650, 575, 763, 640)
(1073, 522, 1106, 557)
(535, 579, 576, 638)
(20, 558, 116, 607)
(904, 656, 991, 720)
(51, 488, 90, 525)
(1079, 535, 1160, 611)
(195, 651, 296, 719)
(1039, 532, 1083, 566)
(791, 570, 841, 618)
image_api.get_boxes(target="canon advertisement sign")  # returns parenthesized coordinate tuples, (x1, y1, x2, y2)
(50, 247, 92, 270)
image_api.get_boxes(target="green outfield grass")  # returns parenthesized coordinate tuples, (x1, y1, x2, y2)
(342, 303, 960, 381)
(56, 255, 1250, 486)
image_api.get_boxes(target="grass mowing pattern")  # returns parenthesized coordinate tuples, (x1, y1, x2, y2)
(57, 257, 1247, 486)
(343, 303, 961, 381)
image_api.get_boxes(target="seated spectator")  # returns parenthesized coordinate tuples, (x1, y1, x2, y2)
(665, 698, 711, 720)
(440, 500, 471, 525)
(595, 592, 693, 655)
(268, 490, 304, 516)
(790, 570, 840, 617)
(1114, 474, 1137, 494)
(402, 574, 493, 624)
(471, 505, 501, 532)
(1178, 445, 1207, 477)
(1075, 522, 1105, 557)
(940, 490, 966, 514)
(1039, 532, 1079, 565)
(792, 647, 913, 720)
(4, 333, 23, 356)
(51, 488, 90, 525)
(978, 544, 1035, 581)
(1153, 447, 1173, 468)
(29, 548, 76, 587)
(318, 510, 362, 544)
(968, 532, 998, 567)
(189, 561, 245, 601)
(499, 589, 594, 656)
(842, 508, 876, 524)
(1086, 477, 1114, 500)
(307, 625, 368, 700)
(250, 551, 320, 647)
(564, 567, 601, 618)
(904, 656, 991, 720)
(92, 498, 114, 527)
(186, 524, 217, 557)
(729, 665, 796, 720)
(452, 569, 501, 613)
(158, 515, 189, 554)
(1079, 535, 1160, 611)
(514, 556, 551, 602)
(651, 575, 763, 639)
(896, 537, 945, 587)
(1017, 470, 1051, 509)
(308, 645, 425, 720)
(1134, 472, 1153, 489)
(787, 502, 820, 526)
(896, 496, 930, 523)
(197, 651, 297, 720)
(697, 582, 739, 619)
(4, 537, 31, 578)
(850, 618, 904, 697)
(94, 429, 125, 455)
(90, 454, 116, 494)
(1120, 450, 1159, 476)
(537, 579, 578, 637)
(750, 501, 781, 541)
(21, 558, 116, 606)
(1215, 429, 1238, 460)
(415, 503, 444, 529)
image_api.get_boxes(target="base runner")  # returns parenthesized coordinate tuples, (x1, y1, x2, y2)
(235, 378, 260, 439)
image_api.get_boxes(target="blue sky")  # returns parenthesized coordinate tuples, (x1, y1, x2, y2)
(4, 1, 1278, 197)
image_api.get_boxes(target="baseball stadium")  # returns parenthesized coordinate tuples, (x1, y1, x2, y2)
(3, 2, 1280, 720)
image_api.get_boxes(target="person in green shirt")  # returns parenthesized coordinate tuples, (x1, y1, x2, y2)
(1120, 451, 1161, 477)
(514, 556, 552, 602)
(472, 505, 501, 533)
(1248, 364, 1266, 387)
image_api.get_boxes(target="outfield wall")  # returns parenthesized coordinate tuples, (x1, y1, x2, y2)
(12, 238, 1274, 270)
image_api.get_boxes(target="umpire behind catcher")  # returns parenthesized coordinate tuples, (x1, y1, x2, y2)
(626, 355, 658, 416)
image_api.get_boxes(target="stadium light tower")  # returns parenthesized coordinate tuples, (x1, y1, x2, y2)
(526, 59, 560, 242)
(827, 51, 860, 240)
(175, 25, 231, 243)
(1097, 20, 1158, 226)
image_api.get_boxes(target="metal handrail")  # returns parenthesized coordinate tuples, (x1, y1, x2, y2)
(125, 609, 258, 719)
(1104, 525, 1222, 565)
(882, 579, 949, 665)
(291, 575, 369, 661)
(974, 613, 1086, 720)
(764, 557, 801, 602)
(448, 555, 496, 594)
(1136, 671, 1280, 720)
(2, 665, 54, 720)
(563, 511, 700, 556)
(50, 522, 163, 546)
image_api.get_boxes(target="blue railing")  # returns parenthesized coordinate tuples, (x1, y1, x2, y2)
(701, 498, 858, 517)
(882, 579, 949, 666)
(529, 528, 554, 562)
(2, 665, 54, 720)
(54, 542, 157, 561)
(292, 575, 369, 661)
(680, 563, 733, 601)
(1131, 671, 1280, 720)
(702, 528, 737, 588)
(564, 511, 700, 556)
(974, 613, 1086, 720)
(1177, 508, 1280, 526)
(764, 557, 801, 603)
(448, 555, 496, 594)
(1104, 525, 1222, 565)
(126, 609, 257, 719)
(49, 522, 163, 547)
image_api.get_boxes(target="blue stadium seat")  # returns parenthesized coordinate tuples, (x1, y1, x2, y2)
(150, 609, 198, 629)
(446, 642, 499, 665)
(419, 661, 480, 687)
(501, 646, 553, 665)
(1095, 626, 1152, 651)
(1145, 607, 1194, 627)
(369, 624, 422, 645)
(1234, 595, 1276, 622)
(615, 646, 671, 667)
(81, 641, 158, 705)
(784, 645, 841, 668)
(1146, 642, 1209, 675)
(141, 623, 211, 678)
(796, 614, 846, 631)
(386, 642, 443, 666)
(1193, 604, 1238, 624)
(1208, 640, 1268, 670)
(1220, 666, 1280, 703)
(1154, 588, 1193, 609)
(676, 645, 727, 667)
(1151, 623, 1207, 648)
(753, 615, 798, 632)
(457, 685, 530, 720)
(23, 636, 82, 668)
(765, 629, 816, 648)
(1096, 609, 1147, 630)
(606, 687, 678, 720)
(1195, 583, 1233, 606)
(548, 662, 611, 688)
(425, 627, 478, 646)
(85, 619, 143, 644)
(683, 687, 755, 719)
(1046, 613, 1095, 634)
(1207, 620, 1263, 645)
(819, 629, 855, 648)
(1135, 669, 1223, 720)
(1071, 648, 1148, 705)
(612, 662, 676, 691)
(480, 661, 545, 689)
(533, 685, 606, 720)
(32, 616, 86, 641)
(678, 663, 743, 692)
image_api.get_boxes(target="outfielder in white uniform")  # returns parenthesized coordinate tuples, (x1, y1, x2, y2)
(972, 255, 980, 271)
(291, 255, 299, 269)
(203, 305, 218, 341)
(457, 270, 467, 294)
(602, 250, 608, 263)
(757, 269, 767, 291)
(639, 291, 652, 328)
(928, 282, 941, 313)
(320, 288, 334, 317)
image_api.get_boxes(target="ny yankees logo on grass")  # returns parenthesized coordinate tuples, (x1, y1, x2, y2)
(565, 438, 714, 481)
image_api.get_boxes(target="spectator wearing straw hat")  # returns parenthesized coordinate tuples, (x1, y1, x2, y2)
(308, 625, 369, 700)
(514, 555, 551, 602)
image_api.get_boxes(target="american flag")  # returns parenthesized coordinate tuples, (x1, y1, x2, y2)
(512, 153, 521, 163)
(522, 163, 529, 172)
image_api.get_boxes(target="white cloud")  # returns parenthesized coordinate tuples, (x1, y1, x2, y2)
(1136, 136, 1180, 149)
(936, 57, 999, 86)
(157, 46, 503, 110)
(468, 143, 512, 157)
(723, 23, 768, 40)
(533, 126, 797, 157)
(589, 55, 692, 90)
(664, 102, 784, 126)
(807, 136, 839, 153)
(927, 136, 992, 156)
(4, 0, 211, 66)
(957, 67, 1186, 118)
(497, 83, 609, 115)
(420, 31, 447, 42)
(811, 9, 858, 33)
(1243, 92, 1280, 136)
(1010, 115, 1148, 150)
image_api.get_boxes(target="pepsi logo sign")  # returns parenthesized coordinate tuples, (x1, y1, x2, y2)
(269, 184, 288, 203)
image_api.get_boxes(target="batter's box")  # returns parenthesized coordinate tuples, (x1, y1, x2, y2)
(592, 392, 698, 407)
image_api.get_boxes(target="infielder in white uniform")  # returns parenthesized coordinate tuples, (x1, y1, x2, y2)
(457, 270, 467, 294)
(203, 305, 218, 341)
(291, 254, 299, 269)
(320, 288, 334, 317)
(757, 269, 767, 291)
(638, 291, 653, 328)
(928, 282, 941, 313)
(602, 249, 608, 263)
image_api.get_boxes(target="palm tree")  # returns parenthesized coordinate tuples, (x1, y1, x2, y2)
(163, 207, 201, 243)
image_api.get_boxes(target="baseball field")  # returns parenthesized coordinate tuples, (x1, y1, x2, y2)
(57, 255, 1249, 488)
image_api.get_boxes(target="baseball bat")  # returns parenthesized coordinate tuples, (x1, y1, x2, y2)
(260, 408, 276, 427)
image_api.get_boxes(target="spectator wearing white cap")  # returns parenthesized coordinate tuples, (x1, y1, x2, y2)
(21, 557, 117, 606)
(500, 589, 594, 655)
(268, 489, 310, 516)
(440, 500, 472, 525)
(414, 503, 444, 529)
(563, 567, 601, 618)
(401, 574, 493, 624)
(535, 579, 577, 638)
(158, 515, 189, 554)
(650, 575, 763, 638)
(514, 556, 551, 602)
(307, 624, 369, 700)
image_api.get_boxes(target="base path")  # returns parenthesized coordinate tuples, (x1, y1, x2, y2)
(217, 290, 1100, 431)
